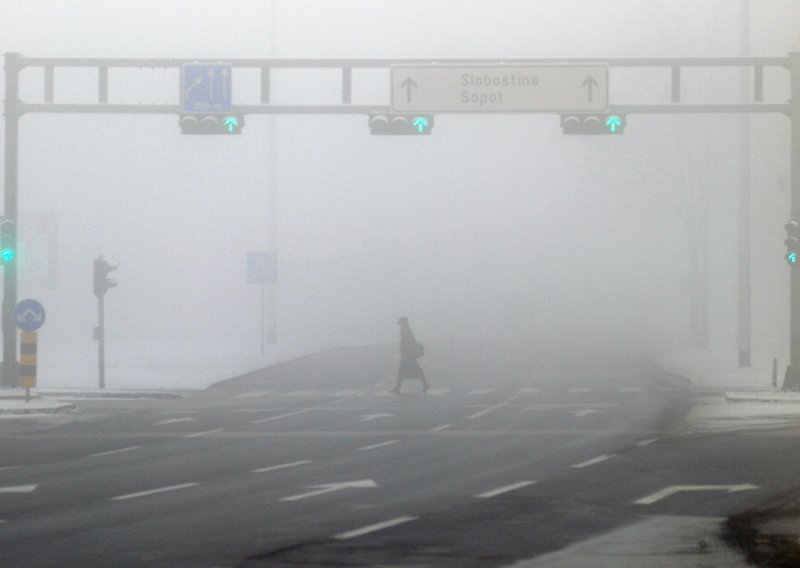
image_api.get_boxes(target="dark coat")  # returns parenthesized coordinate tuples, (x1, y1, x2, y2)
(398, 325, 424, 379)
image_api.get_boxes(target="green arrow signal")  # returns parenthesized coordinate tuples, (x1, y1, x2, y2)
(605, 116, 622, 133)
(223, 116, 238, 133)
(789, 252, 798, 265)
(413, 117, 429, 133)
(1, 248, 14, 263)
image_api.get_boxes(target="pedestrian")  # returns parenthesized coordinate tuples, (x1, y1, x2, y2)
(391, 316, 430, 394)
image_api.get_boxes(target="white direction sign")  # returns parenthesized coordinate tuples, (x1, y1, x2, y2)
(392, 65, 608, 113)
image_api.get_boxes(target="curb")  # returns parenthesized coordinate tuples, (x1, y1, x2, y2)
(0, 402, 76, 415)
(725, 392, 800, 403)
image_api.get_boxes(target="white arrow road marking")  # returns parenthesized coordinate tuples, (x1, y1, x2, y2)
(359, 413, 394, 422)
(333, 516, 417, 540)
(251, 408, 310, 424)
(467, 403, 506, 420)
(430, 424, 453, 432)
(0, 485, 36, 493)
(359, 440, 399, 451)
(112, 483, 199, 501)
(234, 390, 271, 398)
(476, 481, 537, 498)
(252, 460, 312, 474)
(634, 484, 759, 505)
(90, 446, 141, 458)
(571, 409, 602, 418)
(184, 429, 223, 438)
(570, 454, 616, 469)
(280, 479, 377, 502)
(155, 418, 196, 426)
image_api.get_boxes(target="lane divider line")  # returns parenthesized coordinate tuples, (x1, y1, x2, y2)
(252, 460, 312, 473)
(332, 516, 418, 540)
(184, 429, 223, 438)
(430, 424, 452, 432)
(475, 480, 537, 498)
(570, 454, 616, 469)
(111, 483, 199, 501)
(636, 438, 659, 447)
(234, 390, 271, 399)
(155, 418, 196, 426)
(359, 440, 399, 451)
(0, 485, 37, 493)
(0, 466, 22, 472)
(467, 403, 506, 420)
(90, 446, 142, 458)
(251, 408, 310, 424)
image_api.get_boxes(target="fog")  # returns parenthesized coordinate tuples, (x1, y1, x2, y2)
(0, 1, 797, 388)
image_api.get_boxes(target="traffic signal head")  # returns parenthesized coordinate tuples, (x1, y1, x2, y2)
(93, 256, 118, 296)
(180, 114, 244, 135)
(369, 113, 434, 135)
(561, 113, 625, 135)
(0, 217, 16, 265)
(786, 220, 800, 266)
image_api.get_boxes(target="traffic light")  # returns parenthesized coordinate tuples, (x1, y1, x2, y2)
(179, 114, 244, 135)
(0, 217, 16, 264)
(369, 113, 434, 135)
(93, 256, 117, 296)
(786, 220, 800, 266)
(561, 113, 625, 135)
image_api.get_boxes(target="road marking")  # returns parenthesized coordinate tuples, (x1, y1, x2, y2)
(0, 466, 22, 472)
(91, 446, 142, 457)
(570, 454, 615, 469)
(636, 438, 659, 447)
(571, 409, 602, 418)
(230, 408, 283, 413)
(567, 387, 593, 394)
(634, 484, 759, 505)
(155, 418, 196, 425)
(234, 390, 271, 398)
(359, 413, 394, 422)
(112, 483, 199, 501)
(359, 440, 399, 451)
(619, 387, 645, 393)
(430, 424, 453, 431)
(426, 388, 451, 396)
(469, 388, 497, 395)
(517, 387, 542, 394)
(333, 516, 418, 540)
(0, 485, 36, 493)
(283, 390, 318, 398)
(184, 428, 223, 438)
(280, 479, 377, 502)
(251, 408, 310, 424)
(467, 403, 506, 420)
(476, 480, 537, 498)
(253, 460, 312, 473)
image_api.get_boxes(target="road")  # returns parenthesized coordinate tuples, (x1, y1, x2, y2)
(0, 342, 796, 567)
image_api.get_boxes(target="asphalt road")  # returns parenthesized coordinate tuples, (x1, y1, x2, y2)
(0, 342, 796, 567)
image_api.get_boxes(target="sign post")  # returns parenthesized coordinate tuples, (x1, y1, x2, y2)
(247, 252, 277, 355)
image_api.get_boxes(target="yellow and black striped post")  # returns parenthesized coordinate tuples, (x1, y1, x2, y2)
(20, 332, 37, 400)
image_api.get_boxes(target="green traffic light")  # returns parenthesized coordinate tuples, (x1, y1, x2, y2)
(789, 252, 798, 265)
(413, 117, 429, 133)
(223, 116, 238, 133)
(1, 248, 14, 263)
(605, 116, 622, 133)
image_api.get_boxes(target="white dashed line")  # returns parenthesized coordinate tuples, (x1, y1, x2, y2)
(252, 460, 312, 473)
(636, 438, 659, 447)
(476, 480, 537, 498)
(251, 408, 310, 424)
(467, 403, 506, 420)
(184, 429, 223, 438)
(155, 418, 196, 426)
(570, 454, 616, 469)
(112, 483, 199, 501)
(0, 466, 22, 472)
(90, 446, 141, 458)
(359, 440, 399, 451)
(0, 485, 36, 493)
(430, 424, 453, 432)
(333, 516, 418, 540)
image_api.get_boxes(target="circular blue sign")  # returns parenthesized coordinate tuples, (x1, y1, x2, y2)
(15, 299, 45, 332)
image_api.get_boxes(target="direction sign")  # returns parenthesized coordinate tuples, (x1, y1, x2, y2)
(183, 63, 233, 113)
(15, 299, 45, 332)
(391, 65, 608, 113)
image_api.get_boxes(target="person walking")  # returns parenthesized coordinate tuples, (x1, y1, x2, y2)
(391, 316, 430, 394)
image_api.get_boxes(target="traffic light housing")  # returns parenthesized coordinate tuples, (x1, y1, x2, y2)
(369, 113, 434, 135)
(180, 113, 244, 135)
(561, 113, 625, 135)
(786, 220, 800, 266)
(93, 256, 117, 296)
(0, 217, 16, 264)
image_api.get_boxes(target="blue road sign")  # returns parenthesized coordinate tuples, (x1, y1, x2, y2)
(183, 63, 233, 113)
(247, 252, 277, 285)
(15, 299, 45, 332)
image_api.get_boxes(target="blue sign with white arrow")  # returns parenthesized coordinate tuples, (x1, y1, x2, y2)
(183, 63, 233, 113)
(15, 299, 45, 332)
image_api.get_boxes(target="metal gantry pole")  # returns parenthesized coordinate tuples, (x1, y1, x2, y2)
(787, 51, 800, 388)
(97, 294, 105, 389)
(738, 0, 752, 368)
(2, 53, 20, 388)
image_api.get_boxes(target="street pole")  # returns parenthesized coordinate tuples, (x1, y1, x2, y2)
(265, 0, 278, 346)
(786, 51, 800, 389)
(738, 0, 752, 367)
(97, 293, 105, 389)
(2, 53, 20, 388)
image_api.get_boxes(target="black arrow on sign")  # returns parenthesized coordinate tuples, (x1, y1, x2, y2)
(401, 77, 417, 103)
(582, 76, 599, 102)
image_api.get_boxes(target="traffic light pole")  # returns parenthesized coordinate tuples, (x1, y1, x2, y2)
(97, 294, 105, 389)
(786, 51, 800, 389)
(2, 53, 20, 388)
